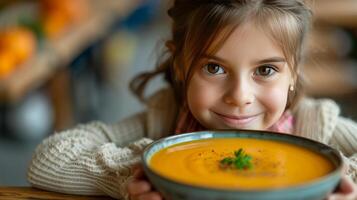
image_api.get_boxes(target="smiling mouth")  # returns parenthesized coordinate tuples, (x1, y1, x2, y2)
(213, 112, 260, 127)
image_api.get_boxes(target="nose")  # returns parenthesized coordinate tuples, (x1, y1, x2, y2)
(223, 78, 255, 107)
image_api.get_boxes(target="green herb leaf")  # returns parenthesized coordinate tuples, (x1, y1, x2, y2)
(220, 157, 234, 165)
(220, 148, 253, 170)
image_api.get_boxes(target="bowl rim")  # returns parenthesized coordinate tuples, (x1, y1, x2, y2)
(142, 129, 343, 193)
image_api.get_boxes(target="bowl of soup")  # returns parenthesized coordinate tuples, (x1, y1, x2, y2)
(142, 130, 343, 200)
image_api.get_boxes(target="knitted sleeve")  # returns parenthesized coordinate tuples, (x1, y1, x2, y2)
(27, 112, 153, 199)
(330, 117, 357, 183)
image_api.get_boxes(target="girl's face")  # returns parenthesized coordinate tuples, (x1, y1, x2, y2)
(187, 22, 293, 130)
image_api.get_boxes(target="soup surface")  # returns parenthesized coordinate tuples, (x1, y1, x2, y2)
(149, 138, 335, 189)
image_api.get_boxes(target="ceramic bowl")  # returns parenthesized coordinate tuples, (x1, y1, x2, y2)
(142, 130, 342, 200)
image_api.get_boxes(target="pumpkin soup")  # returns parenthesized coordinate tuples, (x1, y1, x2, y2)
(149, 138, 334, 189)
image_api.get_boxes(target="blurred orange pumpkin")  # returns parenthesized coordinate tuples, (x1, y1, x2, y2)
(41, 10, 68, 39)
(0, 27, 37, 79)
(40, 0, 88, 38)
(0, 50, 17, 79)
(0, 27, 36, 64)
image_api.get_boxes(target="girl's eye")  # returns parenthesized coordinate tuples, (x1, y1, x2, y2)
(203, 63, 226, 75)
(255, 65, 277, 77)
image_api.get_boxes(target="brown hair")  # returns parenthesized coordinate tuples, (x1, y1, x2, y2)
(130, 0, 312, 110)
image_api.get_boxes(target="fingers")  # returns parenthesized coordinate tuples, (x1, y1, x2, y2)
(133, 167, 145, 179)
(131, 163, 142, 173)
(327, 176, 357, 200)
(128, 163, 163, 200)
(127, 180, 152, 195)
(339, 176, 356, 194)
(130, 191, 162, 200)
(131, 163, 146, 179)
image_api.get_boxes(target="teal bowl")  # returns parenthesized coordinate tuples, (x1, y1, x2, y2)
(142, 130, 343, 200)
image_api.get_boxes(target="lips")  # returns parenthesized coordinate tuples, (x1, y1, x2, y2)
(213, 112, 260, 127)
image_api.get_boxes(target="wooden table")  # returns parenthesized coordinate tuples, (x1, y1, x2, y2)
(0, 187, 115, 200)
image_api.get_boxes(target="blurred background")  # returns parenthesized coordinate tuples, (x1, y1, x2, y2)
(0, 0, 356, 186)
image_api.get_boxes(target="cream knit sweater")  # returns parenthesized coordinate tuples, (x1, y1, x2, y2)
(27, 88, 357, 199)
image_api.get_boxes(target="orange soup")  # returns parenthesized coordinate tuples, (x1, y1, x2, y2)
(149, 138, 335, 189)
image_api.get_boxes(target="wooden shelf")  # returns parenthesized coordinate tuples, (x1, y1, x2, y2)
(310, 0, 357, 27)
(0, 0, 141, 103)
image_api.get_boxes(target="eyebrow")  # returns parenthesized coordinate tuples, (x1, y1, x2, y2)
(256, 57, 286, 64)
(203, 55, 286, 65)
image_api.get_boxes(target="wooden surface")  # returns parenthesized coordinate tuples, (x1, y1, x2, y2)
(0, 187, 114, 200)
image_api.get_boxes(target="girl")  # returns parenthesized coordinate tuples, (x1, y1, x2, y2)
(28, 0, 357, 200)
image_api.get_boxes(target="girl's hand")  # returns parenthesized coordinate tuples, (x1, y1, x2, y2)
(327, 175, 357, 200)
(127, 164, 163, 200)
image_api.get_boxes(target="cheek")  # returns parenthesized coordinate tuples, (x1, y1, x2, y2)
(187, 75, 220, 113)
(260, 86, 289, 115)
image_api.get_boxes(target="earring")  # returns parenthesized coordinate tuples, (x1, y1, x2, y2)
(289, 85, 294, 91)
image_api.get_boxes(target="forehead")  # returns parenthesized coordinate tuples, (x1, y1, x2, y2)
(214, 21, 285, 60)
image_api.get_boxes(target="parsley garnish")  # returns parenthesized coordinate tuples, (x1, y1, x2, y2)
(220, 148, 253, 170)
